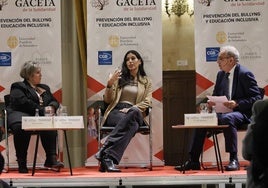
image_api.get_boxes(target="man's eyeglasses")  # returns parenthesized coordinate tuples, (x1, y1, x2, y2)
(217, 56, 230, 61)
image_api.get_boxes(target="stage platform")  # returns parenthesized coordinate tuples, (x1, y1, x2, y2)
(0, 165, 247, 188)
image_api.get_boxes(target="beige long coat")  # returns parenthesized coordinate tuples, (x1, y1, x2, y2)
(101, 76, 152, 127)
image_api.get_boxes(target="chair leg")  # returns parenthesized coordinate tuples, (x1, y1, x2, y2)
(4, 129, 9, 173)
(4, 109, 9, 173)
(149, 128, 153, 171)
(148, 107, 153, 171)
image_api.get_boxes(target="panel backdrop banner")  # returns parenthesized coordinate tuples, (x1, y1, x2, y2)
(194, 0, 267, 164)
(0, 0, 62, 167)
(86, 0, 164, 167)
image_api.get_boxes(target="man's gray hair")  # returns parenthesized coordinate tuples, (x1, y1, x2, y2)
(220, 45, 240, 62)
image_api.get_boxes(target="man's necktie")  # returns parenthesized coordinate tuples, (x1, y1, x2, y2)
(223, 73, 230, 99)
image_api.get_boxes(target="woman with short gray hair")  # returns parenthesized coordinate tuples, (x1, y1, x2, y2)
(7, 61, 64, 173)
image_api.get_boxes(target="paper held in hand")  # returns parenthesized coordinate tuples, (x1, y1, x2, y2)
(22, 116, 84, 130)
(207, 95, 233, 113)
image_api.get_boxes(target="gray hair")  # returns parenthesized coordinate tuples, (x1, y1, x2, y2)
(220, 45, 240, 62)
(20, 61, 41, 80)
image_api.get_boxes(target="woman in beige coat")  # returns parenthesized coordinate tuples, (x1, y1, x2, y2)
(95, 50, 152, 172)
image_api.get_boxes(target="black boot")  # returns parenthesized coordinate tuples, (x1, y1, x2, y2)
(95, 142, 111, 162)
(44, 155, 64, 168)
(174, 160, 201, 171)
(98, 161, 106, 172)
(17, 159, 28, 173)
(101, 155, 121, 172)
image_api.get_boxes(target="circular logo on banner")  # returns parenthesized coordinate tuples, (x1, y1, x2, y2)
(109, 35, 119, 47)
(216, 31, 227, 44)
(7, 36, 19, 49)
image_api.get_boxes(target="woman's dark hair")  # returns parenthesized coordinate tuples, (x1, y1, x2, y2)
(252, 104, 268, 184)
(118, 50, 146, 87)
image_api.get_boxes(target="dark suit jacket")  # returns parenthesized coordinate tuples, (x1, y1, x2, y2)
(7, 80, 59, 127)
(213, 64, 262, 119)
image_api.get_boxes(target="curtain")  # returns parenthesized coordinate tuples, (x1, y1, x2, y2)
(60, 0, 87, 167)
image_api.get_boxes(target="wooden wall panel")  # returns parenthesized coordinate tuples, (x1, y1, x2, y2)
(163, 71, 196, 165)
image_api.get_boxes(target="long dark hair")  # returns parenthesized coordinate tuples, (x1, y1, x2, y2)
(118, 50, 147, 88)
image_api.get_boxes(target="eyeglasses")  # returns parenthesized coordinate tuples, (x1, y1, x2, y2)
(217, 56, 230, 61)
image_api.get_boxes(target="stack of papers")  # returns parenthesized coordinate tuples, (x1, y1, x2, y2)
(207, 96, 233, 113)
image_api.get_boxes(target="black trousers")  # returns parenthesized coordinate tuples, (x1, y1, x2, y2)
(103, 103, 143, 164)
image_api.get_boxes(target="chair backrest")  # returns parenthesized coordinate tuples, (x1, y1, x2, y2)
(2, 95, 11, 133)
(237, 87, 265, 131)
(4, 94, 10, 107)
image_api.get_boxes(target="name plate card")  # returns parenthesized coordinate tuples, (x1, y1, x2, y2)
(22, 116, 84, 130)
(184, 113, 218, 126)
(22, 117, 53, 130)
(54, 116, 84, 129)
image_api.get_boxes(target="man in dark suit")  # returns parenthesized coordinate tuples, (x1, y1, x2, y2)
(175, 45, 262, 171)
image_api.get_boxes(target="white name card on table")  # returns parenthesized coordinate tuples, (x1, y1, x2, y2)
(22, 117, 53, 130)
(184, 113, 218, 126)
(54, 116, 84, 129)
(22, 116, 84, 130)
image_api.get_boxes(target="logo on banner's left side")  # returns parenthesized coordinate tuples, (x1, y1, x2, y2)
(98, 51, 112, 65)
(0, 52, 11, 66)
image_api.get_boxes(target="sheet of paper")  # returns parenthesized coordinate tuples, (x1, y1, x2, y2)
(207, 96, 233, 113)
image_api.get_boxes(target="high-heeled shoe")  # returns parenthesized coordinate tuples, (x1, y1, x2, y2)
(98, 161, 105, 172)
(101, 156, 121, 172)
(95, 148, 104, 162)
(174, 160, 200, 171)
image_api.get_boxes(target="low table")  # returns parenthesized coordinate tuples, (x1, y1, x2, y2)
(172, 124, 229, 173)
(22, 116, 84, 176)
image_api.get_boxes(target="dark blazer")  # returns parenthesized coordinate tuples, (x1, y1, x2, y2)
(213, 64, 262, 119)
(7, 80, 59, 126)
